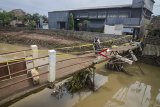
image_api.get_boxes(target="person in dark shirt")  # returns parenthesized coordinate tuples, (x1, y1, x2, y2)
(93, 37, 101, 54)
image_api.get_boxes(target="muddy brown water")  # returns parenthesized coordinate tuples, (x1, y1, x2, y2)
(74, 63, 160, 107)
(0, 43, 75, 61)
(1, 43, 160, 107)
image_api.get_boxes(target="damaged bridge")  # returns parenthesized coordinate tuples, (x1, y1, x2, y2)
(0, 43, 139, 106)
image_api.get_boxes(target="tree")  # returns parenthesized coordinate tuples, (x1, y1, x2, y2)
(147, 15, 160, 37)
(69, 13, 74, 30)
(27, 20, 36, 30)
(0, 11, 14, 27)
(42, 15, 48, 23)
(24, 13, 32, 22)
(82, 20, 89, 30)
(78, 20, 89, 31)
(0, 9, 48, 28)
(32, 13, 40, 22)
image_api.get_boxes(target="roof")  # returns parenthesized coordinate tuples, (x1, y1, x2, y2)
(151, 0, 155, 3)
(49, 4, 132, 13)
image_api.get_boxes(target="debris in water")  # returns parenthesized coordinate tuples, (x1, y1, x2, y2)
(51, 70, 94, 99)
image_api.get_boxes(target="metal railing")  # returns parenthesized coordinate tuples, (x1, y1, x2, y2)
(0, 49, 31, 56)
(0, 45, 95, 91)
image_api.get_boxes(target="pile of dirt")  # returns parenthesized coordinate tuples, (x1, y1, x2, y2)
(0, 31, 85, 46)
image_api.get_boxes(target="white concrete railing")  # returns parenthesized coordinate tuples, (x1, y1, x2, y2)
(48, 50, 56, 82)
(30, 45, 56, 82)
(0, 45, 56, 83)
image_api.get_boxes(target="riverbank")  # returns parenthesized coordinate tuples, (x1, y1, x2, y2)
(0, 28, 132, 52)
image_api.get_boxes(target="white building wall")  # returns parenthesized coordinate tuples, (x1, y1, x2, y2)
(104, 25, 123, 35)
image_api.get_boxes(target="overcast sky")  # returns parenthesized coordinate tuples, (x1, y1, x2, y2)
(0, 0, 159, 16)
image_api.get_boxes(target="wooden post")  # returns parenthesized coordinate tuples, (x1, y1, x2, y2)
(48, 50, 56, 82)
(156, 46, 160, 56)
(7, 61, 11, 79)
(93, 67, 95, 91)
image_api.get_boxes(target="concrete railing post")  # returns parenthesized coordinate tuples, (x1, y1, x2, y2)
(48, 50, 56, 82)
(31, 45, 38, 67)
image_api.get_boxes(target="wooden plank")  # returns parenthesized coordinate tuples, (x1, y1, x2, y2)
(8, 58, 27, 78)
(0, 62, 10, 81)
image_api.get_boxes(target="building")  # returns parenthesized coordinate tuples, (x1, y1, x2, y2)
(48, 0, 155, 36)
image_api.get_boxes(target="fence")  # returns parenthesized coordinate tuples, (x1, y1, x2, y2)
(0, 48, 32, 81)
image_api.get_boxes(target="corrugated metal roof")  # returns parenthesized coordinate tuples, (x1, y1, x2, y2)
(49, 4, 132, 13)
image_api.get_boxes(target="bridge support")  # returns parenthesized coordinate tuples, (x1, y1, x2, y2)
(88, 66, 96, 91)
(48, 50, 56, 82)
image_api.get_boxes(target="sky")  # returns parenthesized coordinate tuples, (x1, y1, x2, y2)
(0, 0, 159, 16)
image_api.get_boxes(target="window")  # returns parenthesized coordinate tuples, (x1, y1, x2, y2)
(119, 13, 128, 18)
(98, 12, 106, 18)
(89, 12, 97, 19)
(107, 13, 117, 18)
(79, 12, 88, 18)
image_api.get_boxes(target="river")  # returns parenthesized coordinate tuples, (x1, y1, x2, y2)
(1, 43, 160, 107)
(0, 43, 33, 62)
(74, 63, 160, 107)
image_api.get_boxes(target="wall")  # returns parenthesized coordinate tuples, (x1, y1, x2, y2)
(88, 19, 105, 29)
(106, 17, 141, 26)
(144, 36, 160, 45)
(49, 7, 143, 30)
(142, 36, 160, 66)
(72, 7, 143, 33)
(72, 8, 132, 20)
(144, 0, 155, 12)
(140, 17, 151, 36)
(104, 25, 123, 35)
(131, 8, 142, 18)
(48, 11, 69, 29)
(104, 25, 115, 35)
(132, 0, 155, 12)
(143, 44, 160, 56)
(143, 36, 160, 56)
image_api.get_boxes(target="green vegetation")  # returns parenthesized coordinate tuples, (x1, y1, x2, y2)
(147, 15, 160, 37)
(27, 20, 36, 30)
(0, 9, 48, 28)
(66, 70, 93, 93)
(69, 13, 74, 30)
(0, 11, 14, 27)
(89, 27, 104, 33)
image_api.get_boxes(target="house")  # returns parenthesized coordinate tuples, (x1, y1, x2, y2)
(48, 0, 155, 37)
